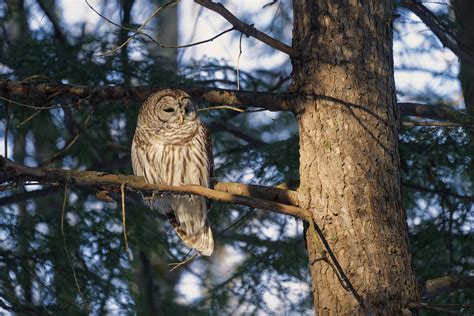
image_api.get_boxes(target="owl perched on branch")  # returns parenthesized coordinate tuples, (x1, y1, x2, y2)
(131, 90, 214, 256)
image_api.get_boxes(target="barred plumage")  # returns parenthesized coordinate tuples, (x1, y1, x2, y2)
(131, 90, 214, 256)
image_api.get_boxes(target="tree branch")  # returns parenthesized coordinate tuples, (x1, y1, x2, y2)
(36, 0, 68, 45)
(0, 187, 60, 206)
(0, 156, 306, 219)
(2, 80, 472, 123)
(193, 0, 298, 57)
(403, 182, 474, 203)
(423, 275, 474, 299)
(208, 120, 267, 146)
(408, 302, 468, 315)
(0, 79, 295, 112)
(399, 102, 469, 122)
(400, 0, 474, 66)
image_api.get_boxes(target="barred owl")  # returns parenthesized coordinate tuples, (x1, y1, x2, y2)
(131, 90, 214, 256)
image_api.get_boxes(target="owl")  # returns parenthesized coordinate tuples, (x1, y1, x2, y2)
(131, 90, 214, 256)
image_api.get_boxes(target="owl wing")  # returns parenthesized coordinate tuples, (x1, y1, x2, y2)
(131, 134, 171, 213)
(168, 122, 214, 256)
(131, 137, 145, 178)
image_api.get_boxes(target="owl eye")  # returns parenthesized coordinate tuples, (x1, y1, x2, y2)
(163, 107, 175, 113)
(184, 106, 192, 114)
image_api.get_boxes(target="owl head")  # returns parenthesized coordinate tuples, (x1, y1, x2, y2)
(138, 90, 198, 128)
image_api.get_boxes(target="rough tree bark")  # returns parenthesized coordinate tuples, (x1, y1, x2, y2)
(291, 1, 419, 314)
(452, 0, 474, 114)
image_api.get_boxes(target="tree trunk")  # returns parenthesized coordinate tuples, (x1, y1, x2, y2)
(291, 1, 419, 314)
(149, 0, 178, 72)
(452, 0, 474, 114)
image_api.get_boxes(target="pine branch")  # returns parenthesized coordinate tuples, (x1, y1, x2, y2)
(403, 182, 474, 202)
(423, 275, 474, 299)
(399, 102, 470, 123)
(0, 156, 307, 220)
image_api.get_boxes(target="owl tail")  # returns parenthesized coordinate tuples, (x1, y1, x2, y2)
(167, 212, 214, 256)
(179, 223, 214, 256)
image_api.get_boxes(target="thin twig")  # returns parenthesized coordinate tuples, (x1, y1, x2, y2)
(120, 183, 132, 261)
(168, 252, 198, 272)
(0, 96, 61, 110)
(262, 0, 278, 9)
(98, 0, 178, 56)
(61, 180, 86, 307)
(86, 0, 234, 51)
(39, 108, 95, 167)
(408, 302, 467, 314)
(218, 208, 254, 235)
(197, 105, 244, 112)
(236, 32, 244, 90)
(106, 141, 130, 153)
(403, 182, 474, 203)
(22, 74, 52, 82)
(169, 27, 234, 49)
(310, 218, 365, 309)
(0, 186, 60, 206)
(16, 109, 43, 128)
(4, 100, 10, 158)
(178, 5, 204, 64)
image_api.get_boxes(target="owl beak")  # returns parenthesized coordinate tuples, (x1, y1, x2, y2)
(179, 113, 184, 125)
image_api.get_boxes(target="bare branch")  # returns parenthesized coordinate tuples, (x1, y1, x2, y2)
(0, 156, 307, 220)
(193, 0, 298, 57)
(400, 0, 474, 66)
(423, 275, 474, 299)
